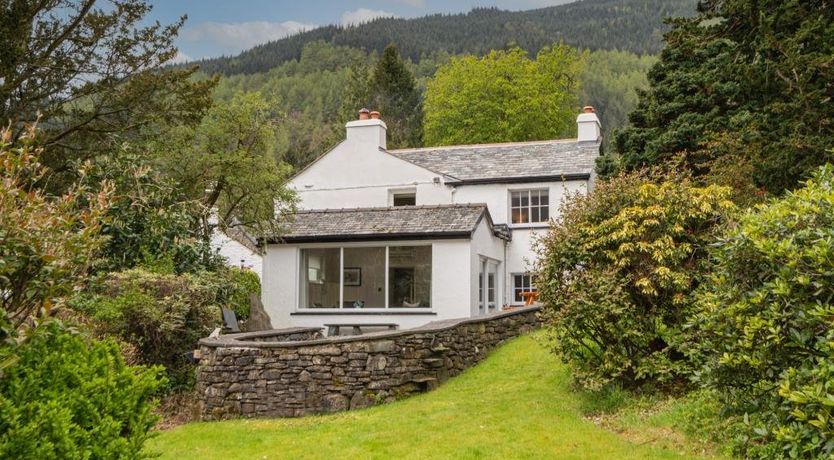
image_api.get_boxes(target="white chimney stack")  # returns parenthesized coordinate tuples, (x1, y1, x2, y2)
(346, 108, 387, 149)
(577, 106, 601, 143)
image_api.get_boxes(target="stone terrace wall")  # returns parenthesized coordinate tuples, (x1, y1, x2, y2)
(196, 306, 540, 420)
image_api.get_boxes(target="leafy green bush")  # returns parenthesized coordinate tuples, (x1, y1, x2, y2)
(225, 267, 261, 320)
(537, 172, 735, 389)
(689, 165, 834, 458)
(71, 269, 223, 390)
(0, 322, 163, 459)
(87, 151, 222, 275)
(71, 267, 260, 390)
(0, 124, 111, 334)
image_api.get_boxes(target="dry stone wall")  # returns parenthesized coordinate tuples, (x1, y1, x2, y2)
(196, 306, 540, 419)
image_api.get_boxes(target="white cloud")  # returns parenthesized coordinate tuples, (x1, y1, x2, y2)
(169, 50, 192, 64)
(340, 8, 398, 26)
(181, 21, 315, 54)
(390, 0, 425, 7)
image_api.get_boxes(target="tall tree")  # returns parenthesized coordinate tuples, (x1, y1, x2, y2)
(423, 45, 582, 146)
(156, 92, 295, 239)
(367, 44, 422, 149)
(0, 0, 215, 184)
(613, 0, 834, 195)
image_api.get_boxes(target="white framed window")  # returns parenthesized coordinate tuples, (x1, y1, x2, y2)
(512, 273, 536, 304)
(510, 189, 549, 224)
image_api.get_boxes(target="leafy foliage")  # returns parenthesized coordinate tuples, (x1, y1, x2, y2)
(0, 321, 163, 459)
(191, 0, 697, 76)
(0, 125, 112, 334)
(614, 0, 834, 194)
(157, 92, 295, 238)
(226, 267, 261, 320)
(69, 269, 236, 390)
(423, 45, 582, 146)
(87, 150, 221, 274)
(1, 0, 215, 189)
(689, 165, 834, 458)
(537, 171, 735, 389)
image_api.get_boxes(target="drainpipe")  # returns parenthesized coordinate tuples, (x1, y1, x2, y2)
(503, 238, 508, 308)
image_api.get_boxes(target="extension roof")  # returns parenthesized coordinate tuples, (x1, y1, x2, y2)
(261, 204, 510, 244)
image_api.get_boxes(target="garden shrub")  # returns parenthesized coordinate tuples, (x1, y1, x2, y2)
(537, 171, 735, 389)
(71, 269, 222, 390)
(224, 267, 261, 320)
(0, 124, 111, 334)
(0, 322, 163, 459)
(689, 165, 834, 458)
(71, 267, 261, 390)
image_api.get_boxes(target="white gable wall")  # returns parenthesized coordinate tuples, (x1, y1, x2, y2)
(291, 139, 452, 210)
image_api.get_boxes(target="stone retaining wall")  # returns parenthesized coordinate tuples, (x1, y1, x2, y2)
(195, 306, 540, 419)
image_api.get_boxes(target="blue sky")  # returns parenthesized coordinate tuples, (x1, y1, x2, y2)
(147, 0, 575, 62)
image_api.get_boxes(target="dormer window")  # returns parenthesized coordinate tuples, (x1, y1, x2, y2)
(510, 189, 549, 224)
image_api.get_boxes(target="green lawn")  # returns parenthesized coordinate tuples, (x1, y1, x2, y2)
(148, 335, 720, 459)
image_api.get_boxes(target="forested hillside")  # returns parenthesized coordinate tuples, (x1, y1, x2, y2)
(207, 42, 653, 168)
(193, 0, 696, 76)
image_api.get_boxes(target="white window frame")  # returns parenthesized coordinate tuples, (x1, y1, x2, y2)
(511, 273, 536, 305)
(509, 188, 550, 226)
(479, 258, 500, 313)
(388, 187, 417, 207)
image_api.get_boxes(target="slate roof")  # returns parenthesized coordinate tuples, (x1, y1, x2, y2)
(263, 204, 508, 244)
(388, 139, 599, 184)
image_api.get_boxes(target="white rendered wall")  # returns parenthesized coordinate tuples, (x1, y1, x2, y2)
(454, 180, 588, 304)
(469, 218, 507, 316)
(296, 181, 452, 210)
(261, 239, 472, 331)
(210, 231, 262, 279)
(291, 139, 452, 210)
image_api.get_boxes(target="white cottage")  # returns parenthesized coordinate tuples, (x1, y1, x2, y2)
(261, 108, 602, 333)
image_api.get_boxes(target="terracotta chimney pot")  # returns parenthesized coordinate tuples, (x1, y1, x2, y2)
(369, 111, 381, 120)
(583, 106, 595, 114)
(358, 108, 370, 120)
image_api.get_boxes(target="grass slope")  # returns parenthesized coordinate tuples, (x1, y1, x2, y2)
(148, 336, 715, 459)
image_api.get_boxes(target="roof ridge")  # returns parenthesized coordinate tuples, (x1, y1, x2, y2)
(388, 138, 577, 153)
(293, 203, 488, 214)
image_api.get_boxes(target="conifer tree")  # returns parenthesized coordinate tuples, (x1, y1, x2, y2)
(613, 0, 834, 195)
(367, 44, 423, 149)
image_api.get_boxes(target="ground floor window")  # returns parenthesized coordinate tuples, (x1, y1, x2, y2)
(512, 274, 536, 303)
(300, 245, 431, 309)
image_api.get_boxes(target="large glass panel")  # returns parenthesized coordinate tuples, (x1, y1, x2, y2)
(300, 248, 340, 308)
(388, 246, 431, 308)
(479, 272, 484, 310)
(342, 247, 386, 308)
(488, 271, 496, 310)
